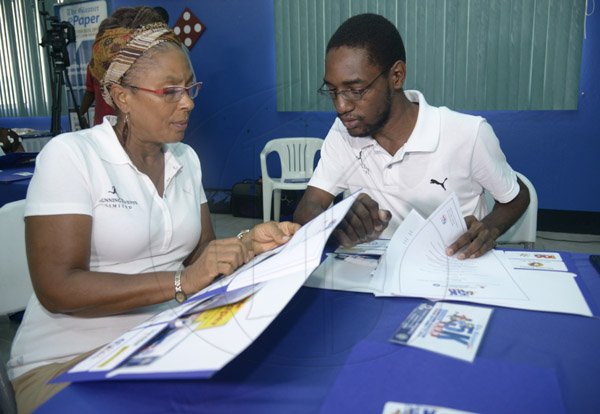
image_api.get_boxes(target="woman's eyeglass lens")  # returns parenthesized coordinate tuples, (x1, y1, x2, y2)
(125, 82, 203, 103)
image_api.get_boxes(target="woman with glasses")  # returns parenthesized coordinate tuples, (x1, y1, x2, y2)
(7, 8, 298, 412)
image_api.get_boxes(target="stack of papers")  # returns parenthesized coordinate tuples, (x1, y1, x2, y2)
(306, 193, 592, 317)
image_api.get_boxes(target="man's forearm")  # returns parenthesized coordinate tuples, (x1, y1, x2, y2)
(293, 198, 326, 225)
(293, 186, 335, 225)
(483, 178, 531, 238)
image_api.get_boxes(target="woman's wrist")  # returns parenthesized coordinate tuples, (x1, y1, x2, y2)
(174, 267, 188, 303)
(236, 228, 253, 250)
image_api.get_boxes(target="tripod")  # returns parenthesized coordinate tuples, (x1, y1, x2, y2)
(39, 4, 86, 137)
(49, 62, 85, 136)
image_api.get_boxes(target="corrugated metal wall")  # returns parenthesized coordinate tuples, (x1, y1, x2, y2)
(0, 0, 52, 117)
(275, 0, 586, 111)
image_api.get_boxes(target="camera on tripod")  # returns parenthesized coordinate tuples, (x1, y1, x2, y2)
(38, 8, 84, 136)
(39, 13, 76, 70)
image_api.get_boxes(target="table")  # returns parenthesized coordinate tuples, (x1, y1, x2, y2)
(38, 252, 600, 413)
(0, 153, 35, 207)
(15, 130, 52, 153)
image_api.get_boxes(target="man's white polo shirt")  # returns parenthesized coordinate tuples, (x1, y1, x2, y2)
(309, 90, 519, 238)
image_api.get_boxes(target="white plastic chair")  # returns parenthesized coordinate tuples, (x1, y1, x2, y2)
(1, 359, 17, 414)
(260, 137, 323, 222)
(0, 199, 30, 414)
(484, 172, 538, 249)
(0, 199, 34, 315)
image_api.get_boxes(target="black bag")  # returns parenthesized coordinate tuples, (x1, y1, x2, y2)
(231, 179, 263, 218)
(279, 190, 305, 219)
(205, 189, 232, 214)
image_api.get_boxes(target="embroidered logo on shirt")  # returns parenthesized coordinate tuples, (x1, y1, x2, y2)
(430, 178, 448, 191)
(98, 187, 139, 210)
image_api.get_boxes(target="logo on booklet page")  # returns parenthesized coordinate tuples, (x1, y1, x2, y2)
(448, 288, 474, 297)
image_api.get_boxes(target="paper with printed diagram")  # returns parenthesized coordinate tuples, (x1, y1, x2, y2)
(371, 193, 591, 316)
(55, 191, 361, 382)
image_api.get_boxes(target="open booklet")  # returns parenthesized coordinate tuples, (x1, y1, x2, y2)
(306, 193, 592, 317)
(55, 191, 361, 382)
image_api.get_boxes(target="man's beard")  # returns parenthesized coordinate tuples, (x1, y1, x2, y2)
(344, 88, 393, 138)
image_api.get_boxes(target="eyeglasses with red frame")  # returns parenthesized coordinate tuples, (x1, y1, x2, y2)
(124, 81, 203, 103)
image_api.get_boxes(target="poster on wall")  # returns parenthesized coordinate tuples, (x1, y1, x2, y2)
(54, 0, 108, 128)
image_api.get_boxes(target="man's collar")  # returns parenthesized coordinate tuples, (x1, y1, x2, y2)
(401, 90, 440, 153)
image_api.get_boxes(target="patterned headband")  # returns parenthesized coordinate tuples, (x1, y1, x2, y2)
(90, 23, 181, 108)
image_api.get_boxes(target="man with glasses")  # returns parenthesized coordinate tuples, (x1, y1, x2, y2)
(294, 13, 529, 260)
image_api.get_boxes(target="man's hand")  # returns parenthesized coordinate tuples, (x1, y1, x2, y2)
(447, 177, 531, 260)
(332, 193, 391, 247)
(245, 221, 301, 254)
(446, 216, 499, 260)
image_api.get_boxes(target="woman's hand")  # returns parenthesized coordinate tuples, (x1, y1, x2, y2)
(243, 221, 301, 254)
(182, 221, 300, 295)
(184, 238, 254, 293)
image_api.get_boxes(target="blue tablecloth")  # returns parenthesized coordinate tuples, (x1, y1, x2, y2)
(38, 252, 600, 413)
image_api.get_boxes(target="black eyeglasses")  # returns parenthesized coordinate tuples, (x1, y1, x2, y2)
(317, 70, 388, 102)
(124, 81, 202, 103)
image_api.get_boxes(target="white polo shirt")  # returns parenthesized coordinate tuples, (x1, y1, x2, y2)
(309, 90, 519, 238)
(8, 116, 206, 379)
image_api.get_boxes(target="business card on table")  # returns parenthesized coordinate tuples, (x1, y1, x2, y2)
(390, 302, 492, 362)
(502, 251, 567, 272)
(382, 401, 475, 414)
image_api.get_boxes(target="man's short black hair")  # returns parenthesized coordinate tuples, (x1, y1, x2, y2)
(326, 13, 406, 71)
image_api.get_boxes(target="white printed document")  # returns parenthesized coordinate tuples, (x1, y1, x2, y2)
(371, 193, 591, 316)
(306, 193, 591, 317)
(305, 239, 388, 293)
(502, 250, 568, 272)
(304, 252, 381, 293)
(56, 192, 361, 382)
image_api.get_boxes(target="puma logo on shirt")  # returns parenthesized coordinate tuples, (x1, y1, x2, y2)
(430, 178, 448, 191)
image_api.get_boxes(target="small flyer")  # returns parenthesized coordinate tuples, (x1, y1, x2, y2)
(382, 401, 476, 414)
(502, 251, 568, 272)
(332, 253, 380, 268)
(335, 239, 390, 256)
(390, 302, 492, 362)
